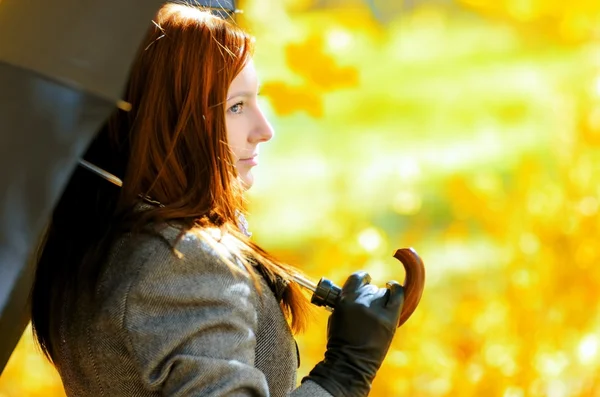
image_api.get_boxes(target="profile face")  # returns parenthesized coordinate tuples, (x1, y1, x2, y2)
(225, 59, 274, 189)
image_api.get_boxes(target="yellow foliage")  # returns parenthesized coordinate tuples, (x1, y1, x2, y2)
(0, 326, 65, 397)
(285, 35, 359, 90)
(260, 81, 324, 117)
(459, 0, 600, 43)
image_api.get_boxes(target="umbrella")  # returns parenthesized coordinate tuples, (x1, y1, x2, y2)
(0, 0, 236, 374)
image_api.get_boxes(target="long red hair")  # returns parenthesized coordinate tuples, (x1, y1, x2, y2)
(116, 4, 312, 332)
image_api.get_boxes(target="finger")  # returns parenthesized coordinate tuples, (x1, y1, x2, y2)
(385, 280, 405, 309)
(342, 271, 372, 293)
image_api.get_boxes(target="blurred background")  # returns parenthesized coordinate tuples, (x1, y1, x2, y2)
(2, 0, 600, 395)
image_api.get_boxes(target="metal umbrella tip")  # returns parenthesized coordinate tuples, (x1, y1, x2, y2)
(116, 100, 132, 112)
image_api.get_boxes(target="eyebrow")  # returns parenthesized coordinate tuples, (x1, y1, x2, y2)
(226, 84, 262, 101)
(226, 91, 255, 101)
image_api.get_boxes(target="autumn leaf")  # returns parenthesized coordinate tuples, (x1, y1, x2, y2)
(285, 35, 359, 91)
(260, 81, 324, 117)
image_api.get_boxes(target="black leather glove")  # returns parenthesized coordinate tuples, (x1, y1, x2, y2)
(303, 271, 404, 397)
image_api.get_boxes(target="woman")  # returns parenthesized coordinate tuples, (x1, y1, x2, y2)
(30, 3, 405, 396)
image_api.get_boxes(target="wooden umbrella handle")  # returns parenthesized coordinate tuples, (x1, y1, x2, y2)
(393, 248, 426, 327)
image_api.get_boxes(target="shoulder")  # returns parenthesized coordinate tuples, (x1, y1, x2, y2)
(111, 222, 249, 282)
(98, 223, 259, 325)
(109, 222, 260, 326)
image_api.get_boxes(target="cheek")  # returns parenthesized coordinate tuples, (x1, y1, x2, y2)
(225, 118, 234, 145)
(225, 119, 247, 155)
(226, 118, 243, 142)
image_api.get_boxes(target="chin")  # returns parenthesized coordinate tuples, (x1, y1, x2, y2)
(239, 173, 254, 190)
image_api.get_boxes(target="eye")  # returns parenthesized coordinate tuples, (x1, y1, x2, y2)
(228, 101, 244, 114)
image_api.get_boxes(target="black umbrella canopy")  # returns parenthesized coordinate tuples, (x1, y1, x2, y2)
(0, 0, 236, 374)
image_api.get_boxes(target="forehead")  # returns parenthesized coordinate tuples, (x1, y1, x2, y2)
(228, 59, 257, 94)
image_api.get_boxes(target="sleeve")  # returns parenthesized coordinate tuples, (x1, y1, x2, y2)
(290, 381, 335, 397)
(122, 233, 334, 397)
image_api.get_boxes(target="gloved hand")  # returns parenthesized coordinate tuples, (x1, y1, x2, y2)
(303, 271, 404, 397)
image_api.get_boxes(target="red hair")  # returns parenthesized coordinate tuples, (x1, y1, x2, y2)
(114, 3, 312, 332)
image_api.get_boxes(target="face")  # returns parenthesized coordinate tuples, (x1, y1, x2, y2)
(225, 59, 274, 189)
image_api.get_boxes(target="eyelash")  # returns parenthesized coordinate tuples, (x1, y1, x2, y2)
(228, 101, 244, 114)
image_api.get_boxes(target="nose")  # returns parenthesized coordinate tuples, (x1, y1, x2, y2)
(250, 105, 274, 143)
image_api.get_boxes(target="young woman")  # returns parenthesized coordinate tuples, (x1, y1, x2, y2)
(30, 3, 407, 396)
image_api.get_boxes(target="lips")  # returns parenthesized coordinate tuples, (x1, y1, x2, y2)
(240, 154, 258, 161)
(238, 154, 258, 166)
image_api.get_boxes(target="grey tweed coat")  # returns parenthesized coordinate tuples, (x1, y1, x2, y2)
(52, 223, 333, 396)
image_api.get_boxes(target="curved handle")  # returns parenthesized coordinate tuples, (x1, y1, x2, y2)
(393, 248, 426, 327)
(301, 247, 426, 327)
